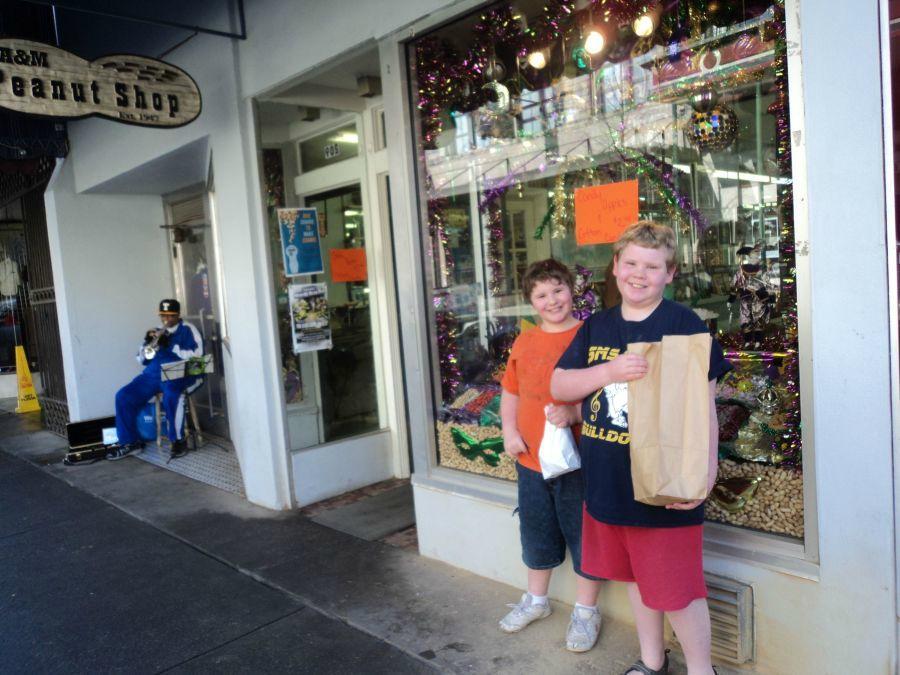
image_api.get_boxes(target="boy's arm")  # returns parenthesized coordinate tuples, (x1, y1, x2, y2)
(500, 390, 526, 458)
(550, 352, 649, 401)
(666, 379, 719, 510)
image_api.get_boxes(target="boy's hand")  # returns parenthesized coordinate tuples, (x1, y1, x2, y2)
(545, 403, 578, 427)
(665, 498, 704, 510)
(603, 352, 649, 383)
(666, 470, 717, 511)
(503, 431, 527, 458)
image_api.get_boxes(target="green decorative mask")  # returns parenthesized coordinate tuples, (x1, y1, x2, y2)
(451, 427, 504, 467)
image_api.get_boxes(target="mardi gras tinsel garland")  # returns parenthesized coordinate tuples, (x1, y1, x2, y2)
(433, 291, 462, 401)
(427, 195, 454, 285)
(769, 1, 801, 469)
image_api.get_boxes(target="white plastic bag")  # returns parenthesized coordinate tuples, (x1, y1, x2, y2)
(538, 408, 581, 480)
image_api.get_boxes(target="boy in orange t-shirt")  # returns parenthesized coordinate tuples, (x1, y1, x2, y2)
(498, 259, 603, 653)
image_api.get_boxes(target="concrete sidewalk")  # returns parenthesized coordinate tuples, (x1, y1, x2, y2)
(0, 402, 660, 674)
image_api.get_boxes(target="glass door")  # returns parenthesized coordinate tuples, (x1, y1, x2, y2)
(167, 193, 230, 440)
(305, 184, 380, 442)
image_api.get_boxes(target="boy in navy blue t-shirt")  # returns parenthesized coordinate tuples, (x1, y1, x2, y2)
(551, 222, 730, 675)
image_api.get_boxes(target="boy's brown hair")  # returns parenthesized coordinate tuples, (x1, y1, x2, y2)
(613, 220, 677, 268)
(521, 258, 575, 302)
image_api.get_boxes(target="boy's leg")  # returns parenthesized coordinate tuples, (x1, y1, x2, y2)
(667, 598, 713, 675)
(575, 575, 601, 607)
(624, 524, 708, 673)
(626, 582, 667, 672)
(551, 470, 602, 606)
(527, 567, 552, 597)
(499, 464, 561, 633)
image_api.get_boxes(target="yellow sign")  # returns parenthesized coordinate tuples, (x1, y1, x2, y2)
(14, 345, 40, 413)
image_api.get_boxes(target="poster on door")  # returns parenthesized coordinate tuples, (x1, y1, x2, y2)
(288, 282, 332, 353)
(278, 207, 323, 276)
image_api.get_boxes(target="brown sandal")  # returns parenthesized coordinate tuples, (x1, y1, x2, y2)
(621, 649, 669, 675)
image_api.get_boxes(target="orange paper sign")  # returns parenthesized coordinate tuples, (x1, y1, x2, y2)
(574, 180, 640, 246)
(330, 248, 368, 282)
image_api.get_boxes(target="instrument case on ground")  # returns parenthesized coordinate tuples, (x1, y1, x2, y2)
(64, 416, 116, 465)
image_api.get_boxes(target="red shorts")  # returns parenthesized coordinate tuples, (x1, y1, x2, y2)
(581, 508, 707, 611)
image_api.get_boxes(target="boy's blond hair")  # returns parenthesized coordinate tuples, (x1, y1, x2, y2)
(613, 221, 677, 268)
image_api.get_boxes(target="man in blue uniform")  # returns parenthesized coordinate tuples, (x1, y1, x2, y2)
(107, 298, 203, 460)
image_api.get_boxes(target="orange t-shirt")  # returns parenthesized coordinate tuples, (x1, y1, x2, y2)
(500, 322, 582, 473)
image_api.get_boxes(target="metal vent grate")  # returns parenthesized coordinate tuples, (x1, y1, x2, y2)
(673, 573, 753, 665)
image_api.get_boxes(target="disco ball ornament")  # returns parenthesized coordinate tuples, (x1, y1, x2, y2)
(689, 103, 738, 151)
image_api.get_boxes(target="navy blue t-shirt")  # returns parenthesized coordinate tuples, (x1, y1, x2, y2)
(556, 299, 732, 527)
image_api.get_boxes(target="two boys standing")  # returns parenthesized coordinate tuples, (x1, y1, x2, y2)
(500, 221, 730, 675)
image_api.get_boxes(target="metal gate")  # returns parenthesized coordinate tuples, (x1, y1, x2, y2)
(21, 186, 68, 435)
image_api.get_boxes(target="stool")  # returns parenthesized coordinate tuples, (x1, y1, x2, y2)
(154, 391, 203, 449)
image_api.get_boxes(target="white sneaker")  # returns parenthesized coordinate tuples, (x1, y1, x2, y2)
(565, 605, 601, 652)
(498, 593, 552, 633)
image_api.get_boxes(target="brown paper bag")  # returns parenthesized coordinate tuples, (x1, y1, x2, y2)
(627, 333, 711, 506)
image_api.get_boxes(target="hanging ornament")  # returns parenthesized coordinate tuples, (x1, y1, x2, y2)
(571, 265, 598, 320)
(482, 81, 511, 114)
(689, 87, 719, 113)
(688, 103, 738, 152)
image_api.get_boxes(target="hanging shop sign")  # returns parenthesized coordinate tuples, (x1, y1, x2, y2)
(0, 38, 201, 128)
(278, 207, 323, 276)
(288, 282, 332, 353)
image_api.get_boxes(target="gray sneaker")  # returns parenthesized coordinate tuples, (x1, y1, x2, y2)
(566, 606, 601, 652)
(499, 593, 552, 633)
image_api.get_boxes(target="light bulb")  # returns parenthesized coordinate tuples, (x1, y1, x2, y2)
(633, 5, 661, 37)
(527, 50, 547, 69)
(584, 30, 605, 55)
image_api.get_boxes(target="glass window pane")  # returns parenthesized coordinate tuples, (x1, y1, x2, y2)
(409, 2, 803, 540)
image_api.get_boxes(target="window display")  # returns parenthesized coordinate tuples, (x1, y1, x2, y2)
(409, 0, 803, 539)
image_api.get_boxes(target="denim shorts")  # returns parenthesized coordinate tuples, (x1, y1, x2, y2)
(515, 462, 598, 579)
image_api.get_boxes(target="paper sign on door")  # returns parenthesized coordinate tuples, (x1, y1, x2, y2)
(574, 180, 640, 246)
(330, 248, 368, 283)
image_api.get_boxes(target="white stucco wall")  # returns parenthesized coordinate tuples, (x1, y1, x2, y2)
(44, 159, 170, 421)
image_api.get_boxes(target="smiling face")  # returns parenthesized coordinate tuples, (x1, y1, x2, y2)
(529, 278, 575, 330)
(613, 243, 675, 313)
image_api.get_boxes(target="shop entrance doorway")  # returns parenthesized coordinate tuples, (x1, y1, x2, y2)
(164, 190, 230, 441)
(255, 44, 410, 517)
(303, 184, 379, 442)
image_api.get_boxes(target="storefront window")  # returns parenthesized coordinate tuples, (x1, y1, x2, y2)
(409, 1, 803, 540)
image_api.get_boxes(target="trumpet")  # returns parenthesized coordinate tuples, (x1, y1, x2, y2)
(142, 328, 165, 361)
